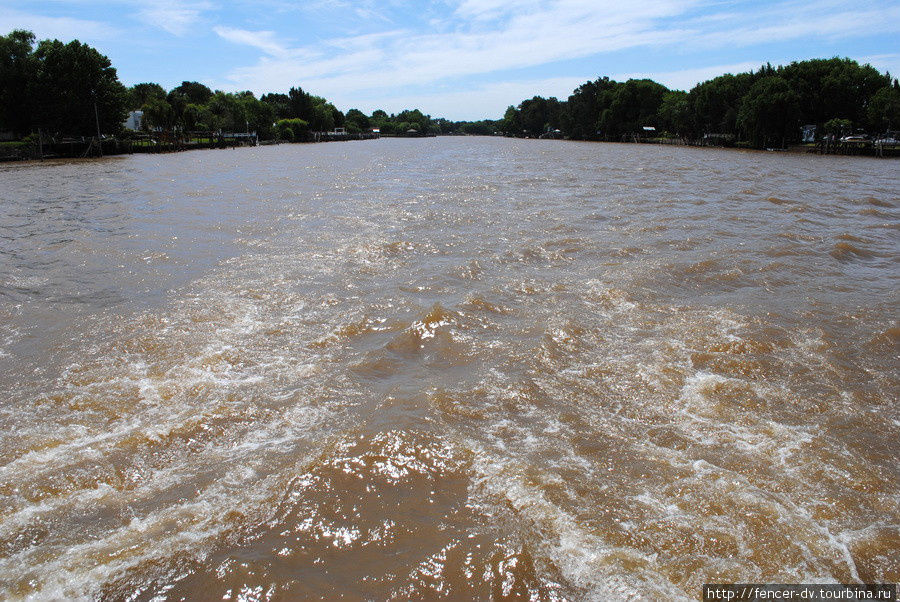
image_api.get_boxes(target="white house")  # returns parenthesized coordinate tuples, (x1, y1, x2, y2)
(123, 110, 144, 131)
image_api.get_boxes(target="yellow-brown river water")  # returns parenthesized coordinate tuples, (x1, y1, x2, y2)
(0, 138, 897, 600)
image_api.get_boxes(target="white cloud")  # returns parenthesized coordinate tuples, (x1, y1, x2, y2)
(207, 0, 900, 118)
(859, 54, 900, 80)
(690, 0, 900, 47)
(454, 0, 542, 21)
(213, 26, 289, 57)
(214, 1, 700, 95)
(0, 8, 117, 41)
(137, 0, 213, 36)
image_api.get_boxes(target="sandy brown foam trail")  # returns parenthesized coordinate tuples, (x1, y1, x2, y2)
(0, 138, 897, 600)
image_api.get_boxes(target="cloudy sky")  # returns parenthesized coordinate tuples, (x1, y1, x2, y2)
(3, 0, 899, 120)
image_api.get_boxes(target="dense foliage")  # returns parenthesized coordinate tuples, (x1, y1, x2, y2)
(500, 58, 899, 147)
(0, 30, 128, 138)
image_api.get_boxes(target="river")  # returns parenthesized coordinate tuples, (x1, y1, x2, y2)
(0, 137, 897, 600)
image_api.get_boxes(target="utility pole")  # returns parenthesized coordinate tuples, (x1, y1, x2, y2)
(93, 89, 103, 157)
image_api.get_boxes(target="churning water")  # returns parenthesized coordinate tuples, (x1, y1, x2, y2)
(0, 138, 897, 600)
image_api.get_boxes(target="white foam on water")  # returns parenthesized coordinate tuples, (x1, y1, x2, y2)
(0, 253, 372, 598)
(453, 286, 890, 593)
(467, 445, 692, 601)
(0, 396, 337, 599)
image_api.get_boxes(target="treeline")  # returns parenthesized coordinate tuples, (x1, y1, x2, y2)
(436, 119, 499, 136)
(499, 59, 900, 147)
(4, 28, 899, 150)
(0, 30, 128, 139)
(139, 86, 451, 140)
(0, 29, 453, 142)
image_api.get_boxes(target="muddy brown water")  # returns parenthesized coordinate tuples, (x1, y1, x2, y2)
(0, 138, 897, 600)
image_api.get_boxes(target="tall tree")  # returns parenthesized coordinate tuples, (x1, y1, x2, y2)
(169, 81, 213, 105)
(597, 79, 667, 139)
(499, 105, 521, 136)
(288, 87, 314, 121)
(561, 77, 618, 140)
(518, 96, 563, 136)
(689, 72, 757, 136)
(866, 85, 900, 132)
(127, 83, 165, 111)
(779, 58, 888, 127)
(261, 92, 291, 119)
(32, 38, 127, 137)
(0, 30, 36, 137)
(657, 90, 692, 137)
(344, 108, 370, 133)
(239, 92, 275, 138)
(141, 97, 175, 131)
(737, 76, 801, 148)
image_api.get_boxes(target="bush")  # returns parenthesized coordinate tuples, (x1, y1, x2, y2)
(276, 118, 309, 141)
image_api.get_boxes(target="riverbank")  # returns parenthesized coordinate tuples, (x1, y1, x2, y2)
(604, 135, 900, 158)
(0, 130, 382, 162)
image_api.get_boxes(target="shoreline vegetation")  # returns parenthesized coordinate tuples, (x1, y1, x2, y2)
(1, 29, 899, 162)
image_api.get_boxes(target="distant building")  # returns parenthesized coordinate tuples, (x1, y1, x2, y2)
(123, 110, 143, 131)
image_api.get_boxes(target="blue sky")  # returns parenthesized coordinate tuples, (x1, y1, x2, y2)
(3, 0, 899, 120)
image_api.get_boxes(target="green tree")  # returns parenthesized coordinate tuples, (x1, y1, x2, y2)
(0, 30, 37, 138)
(141, 97, 175, 131)
(597, 79, 667, 139)
(32, 38, 127, 137)
(499, 105, 521, 136)
(561, 77, 619, 139)
(310, 101, 334, 131)
(238, 92, 276, 139)
(206, 91, 247, 132)
(288, 86, 314, 121)
(127, 83, 165, 111)
(459, 120, 495, 135)
(396, 108, 430, 134)
(182, 102, 213, 131)
(657, 90, 692, 137)
(866, 85, 900, 132)
(331, 105, 345, 129)
(169, 81, 212, 105)
(779, 58, 888, 127)
(736, 76, 801, 148)
(689, 72, 756, 136)
(165, 81, 213, 129)
(275, 118, 309, 141)
(369, 109, 390, 133)
(518, 96, 562, 136)
(823, 118, 852, 137)
(260, 92, 291, 119)
(344, 108, 370, 133)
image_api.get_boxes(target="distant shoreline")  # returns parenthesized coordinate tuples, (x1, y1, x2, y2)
(501, 135, 900, 159)
(3, 135, 897, 167)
